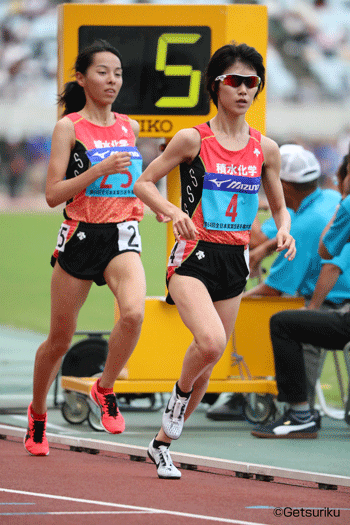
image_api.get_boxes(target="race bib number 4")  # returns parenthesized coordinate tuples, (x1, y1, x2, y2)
(202, 172, 261, 231)
(85, 146, 142, 198)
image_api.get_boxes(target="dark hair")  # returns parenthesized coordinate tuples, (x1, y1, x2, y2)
(205, 41, 265, 108)
(288, 179, 319, 192)
(337, 154, 349, 183)
(58, 39, 123, 116)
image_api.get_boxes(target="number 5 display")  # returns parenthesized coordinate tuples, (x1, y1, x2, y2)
(58, 3, 267, 137)
(155, 33, 202, 109)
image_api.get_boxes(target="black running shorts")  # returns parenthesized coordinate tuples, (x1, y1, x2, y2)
(51, 220, 141, 286)
(166, 240, 249, 304)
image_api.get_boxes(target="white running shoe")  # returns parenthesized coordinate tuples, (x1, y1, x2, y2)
(147, 439, 181, 479)
(162, 384, 191, 440)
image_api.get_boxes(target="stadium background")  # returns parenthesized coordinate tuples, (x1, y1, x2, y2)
(1, 0, 350, 205)
(0, 0, 349, 408)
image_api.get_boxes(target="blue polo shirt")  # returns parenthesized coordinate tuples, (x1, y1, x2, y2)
(323, 195, 350, 257)
(320, 243, 350, 303)
(261, 188, 350, 303)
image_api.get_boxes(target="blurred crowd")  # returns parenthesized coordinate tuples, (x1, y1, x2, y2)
(0, 0, 350, 204)
(0, 0, 57, 106)
(267, 0, 350, 102)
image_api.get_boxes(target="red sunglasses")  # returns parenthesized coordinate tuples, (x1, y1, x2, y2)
(215, 74, 261, 89)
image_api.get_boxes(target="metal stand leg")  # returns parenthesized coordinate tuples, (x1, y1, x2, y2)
(342, 342, 350, 425)
(315, 348, 349, 421)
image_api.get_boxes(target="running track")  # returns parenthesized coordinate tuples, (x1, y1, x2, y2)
(1, 435, 349, 525)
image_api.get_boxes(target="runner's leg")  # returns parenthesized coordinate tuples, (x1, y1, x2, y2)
(32, 263, 92, 414)
(157, 274, 242, 442)
(100, 251, 146, 388)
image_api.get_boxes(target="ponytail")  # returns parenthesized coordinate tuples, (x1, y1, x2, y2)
(58, 81, 86, 115)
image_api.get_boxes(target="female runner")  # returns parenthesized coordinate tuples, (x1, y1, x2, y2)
(25, 40, 146, 455)
(134, 42, 296, 479)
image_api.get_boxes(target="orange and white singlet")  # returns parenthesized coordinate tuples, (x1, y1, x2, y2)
(180, 122, 264, 246)
(63, 112, 144, 224)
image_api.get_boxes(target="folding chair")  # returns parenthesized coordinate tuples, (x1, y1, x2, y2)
(314, 341, 350, 424)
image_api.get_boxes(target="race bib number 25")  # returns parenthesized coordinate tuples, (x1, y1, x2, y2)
(85, 146, 142, 198)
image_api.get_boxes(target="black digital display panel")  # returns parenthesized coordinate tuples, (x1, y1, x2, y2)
(79, 25, 211, 116)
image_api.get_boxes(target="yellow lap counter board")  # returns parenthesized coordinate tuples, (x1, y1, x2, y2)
(57, 3, 283, 397)
(62, 297, 304, 395)
(58, 3, 267, 137)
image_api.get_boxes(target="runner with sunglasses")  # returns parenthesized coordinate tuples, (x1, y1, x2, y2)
(134, 41, 296, 479)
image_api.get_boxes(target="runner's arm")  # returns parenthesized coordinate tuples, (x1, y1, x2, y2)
(260, 136, 296, 261)
(134, 128, 200, 241)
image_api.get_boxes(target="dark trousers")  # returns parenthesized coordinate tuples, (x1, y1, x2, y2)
(270, 309, 350, 404)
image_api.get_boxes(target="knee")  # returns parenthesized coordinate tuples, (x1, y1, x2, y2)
(119, 305, 144, 332)
(197, 333, 227, 365)
(270, 311, 286, 334)
(45, 332, 73, 360)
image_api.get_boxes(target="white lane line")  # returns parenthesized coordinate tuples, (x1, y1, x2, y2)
(0, 503, 34, 506)
(0, 488, 271, 525)
(0, 511, 154, 516)
(2, 424, 350, 488)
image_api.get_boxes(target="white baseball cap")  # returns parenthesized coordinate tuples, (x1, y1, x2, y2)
(279, 144, 321, 183)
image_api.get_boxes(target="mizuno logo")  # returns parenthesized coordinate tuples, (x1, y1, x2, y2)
(93, 151, 110, 159)
(209, 178, 231, 188)
(207, 177, 260, 193)
(226, 180, 260, 191)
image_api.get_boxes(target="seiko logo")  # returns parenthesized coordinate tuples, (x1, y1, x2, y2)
(137, 119, 173, 134)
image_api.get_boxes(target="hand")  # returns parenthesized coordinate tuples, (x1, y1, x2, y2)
(101, 151, 132, 175)
(172, 210, 198, 242)
(275, 227, 296, 261)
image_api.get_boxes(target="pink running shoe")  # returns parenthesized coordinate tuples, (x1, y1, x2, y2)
(24, 404, 49, 456)
(90, 380, 125, 434)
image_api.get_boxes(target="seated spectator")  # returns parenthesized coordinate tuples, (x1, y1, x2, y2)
(319, 166, 350, 260)
(207, 146, 350, 421)
(251, 150, 350, 438)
